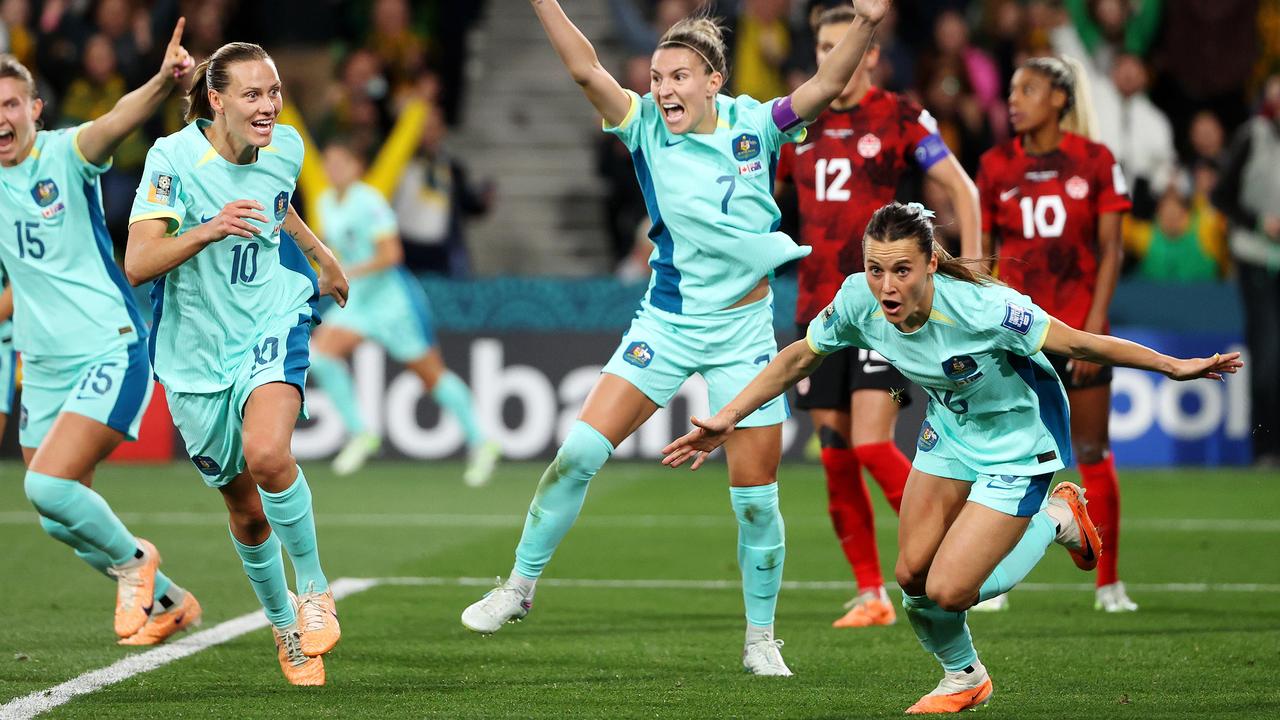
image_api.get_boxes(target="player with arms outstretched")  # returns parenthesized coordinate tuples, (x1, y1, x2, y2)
(309, 140, 500, 483)
(126, 42, 349, 686)
(977, 56, 1135, 612)
(459, 0, 890, 676)
(0, 25, 199, 647)
(776, 5, 981, 628)
(663, 202, 1240, 713)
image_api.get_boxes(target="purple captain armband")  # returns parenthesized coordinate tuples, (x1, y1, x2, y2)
(772, 95, 805, 133)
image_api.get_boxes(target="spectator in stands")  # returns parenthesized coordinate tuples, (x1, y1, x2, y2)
(322, 49, 392, 156)
(924, 10, 1007, 141)
(1151, 0, 1258, 140)
(730, 0, 791, 101)
(94, 0, 145, 84)
(1126, 170, 1228, 281)
(0, 0, 35, 69)
(919, 61, 991, 173)
(597, 55, 650, 264)
(1187, 110, 1227, 166)
(1062, 0, 1162, 72)
(1094, 53, 1176, 219)
(1212, 73, 1280, 466)
(367, 0, 426, 102)
(984, 0, 1029, 96)
(393, 103, 493, 276)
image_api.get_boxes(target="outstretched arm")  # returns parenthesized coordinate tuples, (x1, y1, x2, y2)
(531, 0, 633, 126)
(76, 18, 193, 166)
(662, 339, 826, 469)
(789, 0, 890, 122)
(1041, 317, 1242, 381)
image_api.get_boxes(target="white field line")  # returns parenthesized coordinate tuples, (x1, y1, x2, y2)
(376, 576, 1280, 594)
(1, 512, 1277, 532)
(0, 578, 378, 720)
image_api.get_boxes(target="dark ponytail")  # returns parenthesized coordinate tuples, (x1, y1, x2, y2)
(863, 202, 998, 286)
(184, 42, 273, 123)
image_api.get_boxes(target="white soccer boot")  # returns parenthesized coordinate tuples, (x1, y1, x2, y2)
(463, 440, 502, 487)
(1095, 581, 1139, 612)
(332, 432, 381, 476)
(461, 577, 533, 633)
(742, 627, 793, 677)
(970, 593, 1010, 612)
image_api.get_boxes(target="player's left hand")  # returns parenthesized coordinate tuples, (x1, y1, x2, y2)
(318, 264, 350, 308)
(852, 0, 892, 24)
(1166, 352, 1243, 382)
(1070, 358, 1103, 385)
(160, 17, 194, 83)
(661, 413, 735, 470)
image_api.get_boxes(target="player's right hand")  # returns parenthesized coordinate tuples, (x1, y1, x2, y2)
(201, 200, 268, 242)
(661, 413, 736, 470)
(1165, 351, 1244, 381)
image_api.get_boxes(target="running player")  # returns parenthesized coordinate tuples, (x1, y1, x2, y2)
(309, 140, 500, 483)
(126, 42, 349, 686)
(0, 25, 200, 647)
(776, 4, 981, 628)
(977, 56, 1136, 612)
(663, 202, 1240, 713)
(459, 0, 890, 676)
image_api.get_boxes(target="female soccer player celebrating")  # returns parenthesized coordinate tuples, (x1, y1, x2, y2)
(776, 5, 981, 629)
(976, 56, 1135, 612)
(0, 24, 198, 647)
(309, 140, 500, 482)
(460, 0, 889, 675)
(126, 42, 349, 686)
(663, 202, 1240, 712)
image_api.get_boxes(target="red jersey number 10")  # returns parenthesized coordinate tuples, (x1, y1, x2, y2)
(1018, 194, 1066, 239)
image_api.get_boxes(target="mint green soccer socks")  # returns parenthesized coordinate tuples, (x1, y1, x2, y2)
(37, 514, 175, 601)
(978, 510, 1056, 601)
(258, 468, 329, 594)
(230, 529, 295, 627)
(432, 371, 485, 449)
(903, 593, 979, 672)
(513, 420, 613, 579)
(309, 354, 366, 435)
(730, 483, 786, 628)
(24, 470, 139, 566)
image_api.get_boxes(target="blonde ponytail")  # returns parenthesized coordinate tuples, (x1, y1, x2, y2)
(1058, 55, 1098, 140)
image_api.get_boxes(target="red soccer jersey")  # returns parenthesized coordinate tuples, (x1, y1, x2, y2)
(778, 87, 950, 324)
(977, 132, 1131, 330)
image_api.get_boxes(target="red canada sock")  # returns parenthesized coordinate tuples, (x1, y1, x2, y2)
(820, 447, 883, 590)
(1079, 455, 1120, 587)
(855, 441, 910, 514)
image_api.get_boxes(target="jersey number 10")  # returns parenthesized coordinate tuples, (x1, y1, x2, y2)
(229, 243, 260, 284)
(1018, 195, 1066, 239)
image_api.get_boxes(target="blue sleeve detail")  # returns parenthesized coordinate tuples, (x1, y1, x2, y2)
(914, 133, 950, 170)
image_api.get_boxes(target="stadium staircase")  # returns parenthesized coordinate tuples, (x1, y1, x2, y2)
(454, 1, 622, 276)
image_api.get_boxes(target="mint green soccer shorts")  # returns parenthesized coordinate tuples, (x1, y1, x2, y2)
(601, 293, 789, 428)
(168, 312, 312, 488)
(912, 420, 1055, 517)
(322, 268, 436, 362)
(19, 340, 153, 449)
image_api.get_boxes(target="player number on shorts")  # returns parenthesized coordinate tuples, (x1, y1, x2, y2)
(1018, 195, 1066, 239)
(716, 175, 736, 214)
(229, 243, 260, 284)
(254, 336, 279, 366)
(13, 220, 44, 260)
(815, 158, 852, 202)
(78, 363, 115, 397)
(925, 387, 969, 415)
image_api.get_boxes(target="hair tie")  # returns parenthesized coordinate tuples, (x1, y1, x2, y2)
(659, 40, 719, 75)
(906, 202, 936, 220)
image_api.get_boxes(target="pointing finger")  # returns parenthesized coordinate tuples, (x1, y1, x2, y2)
(169, 17, 186, 48)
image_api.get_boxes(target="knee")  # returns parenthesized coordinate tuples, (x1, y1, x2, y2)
(554, 422, 614, 477)
(229, 505, 271, 543)
(895, 558, 928, 596)
(243, 438, 295, 485)
(24, 471, 70, 510)
(926, 578, 978, 613)
(1074, 440, 1109, 465)
(817, 424, 851, 450)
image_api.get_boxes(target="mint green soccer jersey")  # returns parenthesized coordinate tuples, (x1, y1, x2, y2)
(605, 91, 811, 315)
(806, 273, 1071, 476)
(0, 126, 145, 356)
(317, 181, 398, 293)
(129, 121, 316, 393)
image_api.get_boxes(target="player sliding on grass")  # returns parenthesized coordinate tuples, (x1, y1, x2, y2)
(309, 140, 500, 483)
(0, 26, 199, 647)
(460, 0, 889, 676)
(662, 202, 1241, 712)
(126, 42, 349, 686)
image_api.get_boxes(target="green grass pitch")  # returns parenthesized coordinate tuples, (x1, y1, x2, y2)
(2, 461, 1278, 718)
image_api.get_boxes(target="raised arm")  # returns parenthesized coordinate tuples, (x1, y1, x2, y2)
(531, 0, 633, 126)
(76, 19, 193, 166)
(1041, 317, 1242, 381)
(662, 339, 826, 469)
(927, 156, 982, 261)
(284, 204, 349, 306)
(789, 0, 890, 122)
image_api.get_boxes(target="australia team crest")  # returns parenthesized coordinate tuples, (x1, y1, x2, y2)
(623, 341, 654, 368)
(274, 191, 290, 221)
(30, 179, 58, 207)
(732, 133, 761, 161)
(941, 355, 982, 385)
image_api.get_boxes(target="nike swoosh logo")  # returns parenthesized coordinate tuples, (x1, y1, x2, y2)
(755, 563, 780, 571)
(141, 604, 153, 616)
(796, 143, 815, 155)
(249, 365, 272, 379)
(862, 364, 888, 374)
(200, 214, 215, 224)
(665, 138, 685, 147)
(999, 187, 1019, 202)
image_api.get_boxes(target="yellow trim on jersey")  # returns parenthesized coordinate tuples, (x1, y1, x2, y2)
(1031, 320, 1051, 354)
(28, 145, 40, 159)
(929, 308, 957, 326)
(260, 144, 279, 153)
(603, 90, 641, 132)
(129, 210, 182, 235)
(804, 329, 830, 356)
(194, 147, 220, 168)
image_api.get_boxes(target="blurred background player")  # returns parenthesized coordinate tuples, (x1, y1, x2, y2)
(775, 4, 981, 629)
(309, 139, 500, 483)
(0, 26, 199, 647)
(0, 280, 15, 443)
(662, 202, 1241, 714)
(126, 42, 348, 686)
(976, 56, 1136, 612)
(459, 0, 889, 676)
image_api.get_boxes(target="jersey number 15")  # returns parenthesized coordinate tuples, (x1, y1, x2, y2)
(13, 221, 45, 260)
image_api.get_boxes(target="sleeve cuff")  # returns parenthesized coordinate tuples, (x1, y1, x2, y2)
(804, 329, 830, 356)
(1031, 321, 1051, 354)
(71, 124, 113, 174)
(129, 211, 183, 235)
(603, 90, 641, 132)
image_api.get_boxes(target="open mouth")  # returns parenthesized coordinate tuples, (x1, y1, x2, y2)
(250, 117, 274, 136)
(0, 129, 14, 151)
(662, 102, 686, 125)
(881, 299, 903, 314)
